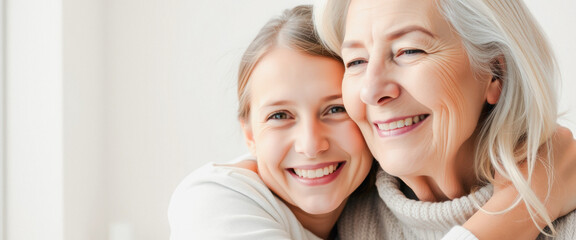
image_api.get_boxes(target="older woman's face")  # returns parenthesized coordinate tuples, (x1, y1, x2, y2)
(341, 0, 499, 177)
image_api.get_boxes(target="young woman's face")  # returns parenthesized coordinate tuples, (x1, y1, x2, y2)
(340, 0, 500, 177)
(242, 47, 373, 215)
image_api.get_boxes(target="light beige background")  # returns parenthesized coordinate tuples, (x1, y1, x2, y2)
(2, 0, 574, 240)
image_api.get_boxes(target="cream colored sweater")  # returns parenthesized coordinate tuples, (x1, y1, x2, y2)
(337, 169, 576, 240)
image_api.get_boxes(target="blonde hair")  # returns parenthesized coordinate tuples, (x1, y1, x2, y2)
(237, 5, 340, 120)
(314, 0, 559, 233)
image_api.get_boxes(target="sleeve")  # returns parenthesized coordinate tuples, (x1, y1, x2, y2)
(441, 226, 478, 240)
(168, 166, 318, 240)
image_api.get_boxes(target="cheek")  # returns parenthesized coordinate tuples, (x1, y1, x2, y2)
(253, 126, 288, 167)
(412, 52, 483, 117)
(339, 121, 370, 153)
(333, 121, 373, 176)
(342, 78, 365, 124)
(254, 127, 291, 199)
(434, 59, 484, 125)
(418, 56, 486, 156)
(257, 156, 291, 205)
(416, 56, 466, 104)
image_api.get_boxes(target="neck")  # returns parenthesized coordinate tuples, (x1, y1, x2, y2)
(401, 140, 480, 202)
(287, 200, 346, 239)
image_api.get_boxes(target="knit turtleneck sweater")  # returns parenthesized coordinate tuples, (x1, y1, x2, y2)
(336, 168, 576, 240)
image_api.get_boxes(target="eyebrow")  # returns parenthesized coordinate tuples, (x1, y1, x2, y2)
(342, 25, 436, 49)
(322, 94, 343, 102)
(259, 100, 292, 109)
(258, 94, 343, 109)
(387, 25, 436, 40)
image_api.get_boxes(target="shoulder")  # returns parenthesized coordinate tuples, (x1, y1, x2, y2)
(167, 158, 319, 240)
(170, 154, 260, 198)
(168, 161, 270, 219)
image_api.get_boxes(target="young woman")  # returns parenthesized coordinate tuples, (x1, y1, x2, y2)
(313, 0, 576, 239)
(168, 5, 375, 239)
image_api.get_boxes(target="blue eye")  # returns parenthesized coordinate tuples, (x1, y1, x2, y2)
(346, 59, 367, 68)
(327, 106, 346, 114)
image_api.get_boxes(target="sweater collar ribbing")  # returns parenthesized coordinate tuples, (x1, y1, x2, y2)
(376, 169, 494, 232)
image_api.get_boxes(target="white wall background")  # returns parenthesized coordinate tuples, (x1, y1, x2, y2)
(525, 0, 576, 132)
(2, 0, 575, 239)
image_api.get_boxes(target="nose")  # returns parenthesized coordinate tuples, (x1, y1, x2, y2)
(360, 58, 400, 105)
(294, 119, 329, 158)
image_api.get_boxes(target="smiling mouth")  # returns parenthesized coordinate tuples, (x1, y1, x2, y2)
(290, 163, 343, 179)
(376, 114, 429, 131)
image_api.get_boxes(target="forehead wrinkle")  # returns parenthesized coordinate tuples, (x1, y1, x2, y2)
(386, 26, 438, 42)
(369, 11, 438, 52)
(345, 1, 440, 52)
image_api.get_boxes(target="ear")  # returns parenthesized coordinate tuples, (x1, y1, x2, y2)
(486, 57, 504, 105)
(486, 77, 502, 104)
(239, 118, 257, 156)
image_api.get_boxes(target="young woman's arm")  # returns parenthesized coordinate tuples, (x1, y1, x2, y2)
(168, 162, 321, 240)
(462, 127, 576, 239)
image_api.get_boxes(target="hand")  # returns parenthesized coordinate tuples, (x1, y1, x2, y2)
(492, 126, 576, 219)
(464, 126, 576, 239)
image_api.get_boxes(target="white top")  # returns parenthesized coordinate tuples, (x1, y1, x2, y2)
(167, 154, 321, 240)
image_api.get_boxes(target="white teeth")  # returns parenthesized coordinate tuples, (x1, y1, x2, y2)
(405, 117, 413, 126)
(377, 115, 427, 131)
(315, 169, 324, 177)
(293, 163, 339, 179)
(306, 169, 315, 177)
(377, 123, 389, 130)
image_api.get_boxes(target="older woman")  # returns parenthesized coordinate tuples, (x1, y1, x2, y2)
(314, 0, 576, 239)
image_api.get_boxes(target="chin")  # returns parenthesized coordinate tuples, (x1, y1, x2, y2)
(378, 159, 421, 177)
(298, 197, 343, 215)
(300, 206, 338, 215)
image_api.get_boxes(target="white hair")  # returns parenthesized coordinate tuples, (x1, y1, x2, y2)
(314, 0, 560, 234)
